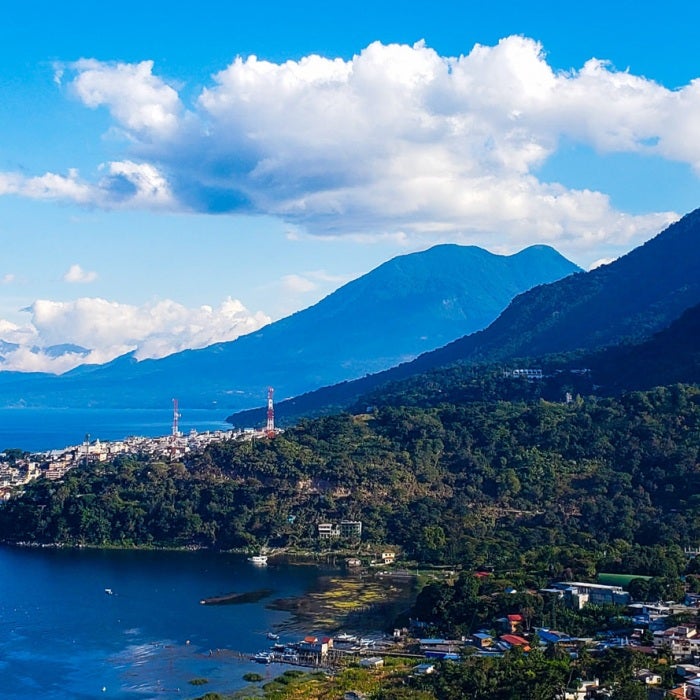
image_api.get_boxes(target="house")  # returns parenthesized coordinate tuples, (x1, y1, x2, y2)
(380, 551, 396, 564)
(549, 581, 630, 608)
(536, 629, 574, 645)
(496, 614, 523, 633)
(297, 635, 330, 656)
(564, 678, 600, 700)
(653, 626, 700, 661)
(499, 634, 531, 651)
(340, 520, 363, 538)
(317, 520, 362, 540)
(318, 523, 340, 539)
(359, 657, 384, 668)
(472, 632, 493, 649)
(509, 368, 543, 380)
(636, 669, 663, 685)
(676, 664, 700, 679)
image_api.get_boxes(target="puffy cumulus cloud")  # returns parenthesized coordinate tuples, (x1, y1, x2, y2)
(8, 37, 700, 249)
(0, 297, 270, 374)
(66, 59, 183, 138)
(63, 264, 98, 284)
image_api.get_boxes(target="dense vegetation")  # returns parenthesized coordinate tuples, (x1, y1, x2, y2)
(2, 385, 699, 586)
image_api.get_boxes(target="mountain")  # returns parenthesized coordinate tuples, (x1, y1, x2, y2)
(0, 244, 579, 409)
(227, 208, 700, 426)
(589, 301, 700, 392)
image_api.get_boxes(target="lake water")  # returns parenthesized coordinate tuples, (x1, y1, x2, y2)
(0, 407, 237, 453)
(0, 547, 326, 700)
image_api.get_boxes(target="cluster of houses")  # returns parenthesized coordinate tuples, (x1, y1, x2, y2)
(406, 578, 700, 698)
(252, 588, 700, 700)
(0, 428, 242, 500)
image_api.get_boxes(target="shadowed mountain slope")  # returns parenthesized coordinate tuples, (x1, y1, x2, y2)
(227, 208, 700, 426)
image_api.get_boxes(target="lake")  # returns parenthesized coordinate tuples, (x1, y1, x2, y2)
(0, 407, 238, 453)
(0, 547, 327, 699)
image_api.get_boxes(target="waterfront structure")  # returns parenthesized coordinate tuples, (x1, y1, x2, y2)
(318, 520, 363, 540)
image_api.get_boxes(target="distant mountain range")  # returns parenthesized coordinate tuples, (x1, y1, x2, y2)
(0, 244, 579, 409)
(228, 208, 700, 427)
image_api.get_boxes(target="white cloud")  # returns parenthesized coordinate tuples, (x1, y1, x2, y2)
(588, 257, 617, 270)
(0, 161, 175, 210)
(1, 274, 15, 285)
(281, 274, 318, 294)
(6, 37, 700, 251)
(0, 296, 270, 373)
(66, 59, 183, 138)
(63, 264, 98, 284)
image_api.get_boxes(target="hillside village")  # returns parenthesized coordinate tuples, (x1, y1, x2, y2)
(0, 427, 249, 499)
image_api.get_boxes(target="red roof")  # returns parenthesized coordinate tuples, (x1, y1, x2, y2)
(500, 634, 530, 649)
(303, 636, 318, 643)
(507, 614, 523, 622)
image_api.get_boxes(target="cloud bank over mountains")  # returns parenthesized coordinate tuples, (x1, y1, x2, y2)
(0, 297, 270, 374)
(2, 36, 687, 250)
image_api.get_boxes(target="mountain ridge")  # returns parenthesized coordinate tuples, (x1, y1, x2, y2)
(0, 243, 579, 408)
(226, 208, 700, 426)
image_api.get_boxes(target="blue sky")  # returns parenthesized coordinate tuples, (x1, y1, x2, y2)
(2, 0, 700, 372)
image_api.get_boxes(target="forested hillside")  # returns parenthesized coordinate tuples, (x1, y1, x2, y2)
(3, 384, 699, 582)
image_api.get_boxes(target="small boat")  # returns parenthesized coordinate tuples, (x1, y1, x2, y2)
(104, 588, 114, 595)
(266, 631, 280, 641)
(248, 555, 268, 565)
(335, 632, 357, 643)
(251, 651, 272, 664)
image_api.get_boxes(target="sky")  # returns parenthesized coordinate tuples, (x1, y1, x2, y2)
(2, 0, 700, 373)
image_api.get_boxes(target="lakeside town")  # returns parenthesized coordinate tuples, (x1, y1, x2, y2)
(233, 566, 700, 699)
(0, 425, 254, 500)
(3, 422, 700, 699)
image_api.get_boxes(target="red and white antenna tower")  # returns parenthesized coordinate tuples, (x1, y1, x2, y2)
(266, 387, 275, 437)
(172, 398, 181, 437)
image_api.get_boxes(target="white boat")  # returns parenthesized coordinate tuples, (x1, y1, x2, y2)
(266, 631, 280, 640)
(251, 651, 272, 664)
(104, 588, 114, 595)
(335, 632, 357, 643)
(248, 555, 268, 565)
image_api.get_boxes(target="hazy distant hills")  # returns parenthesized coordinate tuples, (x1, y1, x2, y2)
(0, 244, 578, 409)
(228, 208, 700, 426)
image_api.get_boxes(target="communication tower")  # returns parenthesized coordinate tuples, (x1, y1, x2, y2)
(172, 398, 181, 437)
(266, 387, 275, 437)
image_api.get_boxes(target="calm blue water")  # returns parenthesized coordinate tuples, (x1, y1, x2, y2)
(0, 547, 325, 699)
(0, 408, 236, 453)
